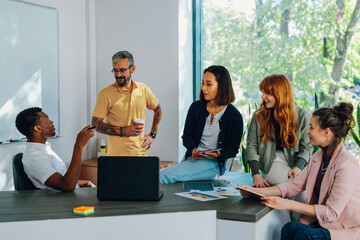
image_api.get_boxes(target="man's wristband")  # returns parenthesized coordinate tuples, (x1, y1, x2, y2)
(150, 133, 156, 139)
(120, 127, 126, 137)
(85, 181, 92, 187)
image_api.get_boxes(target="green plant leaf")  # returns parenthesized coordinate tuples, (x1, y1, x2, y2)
(350, 129, 360, 149)
(229, 157, 234, 172)
(313, 145, 320, 154)
(357, 104, 360, 136)
(241, 144, 249, 173)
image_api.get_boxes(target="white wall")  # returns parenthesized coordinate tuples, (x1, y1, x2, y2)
(179, 0, 194, 161)
(0, 0, 90, 190)
(0, 0, 193, 190)
(94, 0, 193, 162)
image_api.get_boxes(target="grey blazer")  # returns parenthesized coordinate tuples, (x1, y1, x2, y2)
(245, 106, 313, 174)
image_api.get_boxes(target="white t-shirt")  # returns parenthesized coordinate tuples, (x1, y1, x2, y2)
(22, 142, 72, 189)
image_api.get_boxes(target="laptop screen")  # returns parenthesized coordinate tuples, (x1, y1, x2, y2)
(97, 156, 162, 201)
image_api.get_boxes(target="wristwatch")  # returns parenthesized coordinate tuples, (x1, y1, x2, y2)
(120, 127, 126, 137)
(150, 133, 156, 139)
(85, 181, 92, 187)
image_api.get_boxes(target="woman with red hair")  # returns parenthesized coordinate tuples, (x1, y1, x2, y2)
(246, 74, 313, 188)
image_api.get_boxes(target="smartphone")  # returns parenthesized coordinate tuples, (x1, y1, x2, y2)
(198, 148, 222, 153)
(88, 126, 96, 130)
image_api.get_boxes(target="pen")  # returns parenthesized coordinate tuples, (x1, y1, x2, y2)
(88, 126, 96, 130)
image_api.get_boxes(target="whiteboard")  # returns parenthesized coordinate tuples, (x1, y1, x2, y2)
(0, 0, 59, 142)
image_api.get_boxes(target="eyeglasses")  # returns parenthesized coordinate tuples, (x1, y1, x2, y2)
(111, 65, 132, 74)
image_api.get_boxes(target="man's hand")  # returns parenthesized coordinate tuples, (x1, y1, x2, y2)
(74, 125, 95, 149)
(288, 166, 301, 179)
(252, 174, 271, 188)
(125, 122, 144, 137)
(78, 179, 96, 188)
(192, 148, 202, 160)
(142, 135, 155, 150)
(44, 126, 95, 192)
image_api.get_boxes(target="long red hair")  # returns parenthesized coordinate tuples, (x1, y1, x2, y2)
(256, 74, 297, 148)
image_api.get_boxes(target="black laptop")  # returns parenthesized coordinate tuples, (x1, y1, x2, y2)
(97, 156, 163, 201)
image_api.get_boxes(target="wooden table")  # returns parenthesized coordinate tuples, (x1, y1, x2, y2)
(0, 176, 290, 240)
(0, 182, 265, 222)
(79, 158, 177, 185)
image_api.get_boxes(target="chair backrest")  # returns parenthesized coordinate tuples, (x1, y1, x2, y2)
(12, 153, 36, 190)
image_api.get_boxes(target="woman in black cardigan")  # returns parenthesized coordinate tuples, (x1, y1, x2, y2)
(160, 65, 243, 184)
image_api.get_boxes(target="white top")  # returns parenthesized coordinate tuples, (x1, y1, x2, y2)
(22, 142, 76, 189)
(198, 105, 227, 152)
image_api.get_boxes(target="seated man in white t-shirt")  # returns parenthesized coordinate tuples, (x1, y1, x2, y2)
(15, 107, 96, 192)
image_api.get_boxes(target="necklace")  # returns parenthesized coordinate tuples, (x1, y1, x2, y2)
(321, 161, 327, 175)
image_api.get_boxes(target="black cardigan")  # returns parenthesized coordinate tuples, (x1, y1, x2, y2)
(182, 101, 244, 175)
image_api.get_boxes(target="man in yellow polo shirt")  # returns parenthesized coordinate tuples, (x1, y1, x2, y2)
(92, 51, 162, 156)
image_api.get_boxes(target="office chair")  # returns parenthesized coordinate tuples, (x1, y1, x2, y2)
(12, 153, 36, 190)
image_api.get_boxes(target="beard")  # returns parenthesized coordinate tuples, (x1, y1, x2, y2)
(116, 75, 131, 87)
(50, 126, 56, 137)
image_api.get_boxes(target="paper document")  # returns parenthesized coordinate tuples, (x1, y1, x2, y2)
(175, 191, 227, 201)
(217, 179, 266, 198)
(210, 187, 241, 196)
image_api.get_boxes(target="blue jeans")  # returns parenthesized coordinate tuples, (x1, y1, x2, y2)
(281, 222, 331, 240)
(159, 157, 220, 184)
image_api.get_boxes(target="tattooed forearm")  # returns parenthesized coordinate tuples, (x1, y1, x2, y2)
(150, 105, 162, 134)
(92, 116, 119, 136)
(91, 116, 99, 127)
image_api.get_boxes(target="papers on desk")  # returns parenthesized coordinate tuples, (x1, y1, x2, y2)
(210, 187, 241, 196)
(175, 186, 241, 201)
(217, 178, 266, 198)
(175, 191, 228, 201)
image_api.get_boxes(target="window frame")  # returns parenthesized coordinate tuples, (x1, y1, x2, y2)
(192, 0, 203, 101)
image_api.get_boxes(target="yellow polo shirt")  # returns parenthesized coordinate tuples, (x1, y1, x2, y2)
(92, 80, 158, 156)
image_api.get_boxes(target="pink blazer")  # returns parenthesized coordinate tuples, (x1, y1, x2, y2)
(278, 142, 360, 240)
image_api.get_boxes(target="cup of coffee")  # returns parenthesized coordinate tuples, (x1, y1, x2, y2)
(133, 118, 145, 129)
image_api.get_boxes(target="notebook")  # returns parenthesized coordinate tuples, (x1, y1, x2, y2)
(97, 156, 163, 201)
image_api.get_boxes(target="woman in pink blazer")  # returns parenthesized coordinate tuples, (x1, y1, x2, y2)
(239, 102, 360, 240)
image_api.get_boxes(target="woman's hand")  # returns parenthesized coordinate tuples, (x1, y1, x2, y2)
(288, 166, 301, 179)
(237, 185, 259, 198)
(261, 196, 292, 210)
(252, 174, 271, 188)
(199, 150, 220, 159)
(192, 148, 202, 160)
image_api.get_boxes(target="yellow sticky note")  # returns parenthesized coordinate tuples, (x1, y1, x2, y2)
(73, 206, 94, 215)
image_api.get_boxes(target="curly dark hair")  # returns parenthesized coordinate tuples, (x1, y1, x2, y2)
(15, 107, 42, 139)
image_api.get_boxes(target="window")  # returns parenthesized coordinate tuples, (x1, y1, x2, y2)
(202, 0, 360, 113)
(201, 0, 360, 166)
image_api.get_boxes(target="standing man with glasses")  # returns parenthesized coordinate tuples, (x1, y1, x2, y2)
(92, 51, 162, 156)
